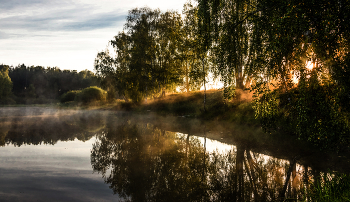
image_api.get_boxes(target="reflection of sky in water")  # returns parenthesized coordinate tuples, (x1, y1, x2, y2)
(1, 107, 347, 202)
(1, 138, 96, 169)
(0, 137, 118, 202)
(0, 110, 335, 202)
(197, 136, 236, 154)
(177, 132, 307, 184)
(176, 132, 236, 154)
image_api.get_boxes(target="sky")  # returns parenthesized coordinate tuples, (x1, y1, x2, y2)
(0, 0, 189, 72)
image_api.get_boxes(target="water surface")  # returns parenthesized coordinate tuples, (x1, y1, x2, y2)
(0, 107, 349, 201)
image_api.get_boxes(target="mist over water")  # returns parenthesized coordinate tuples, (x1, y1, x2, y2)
(0, 107, 349, 201)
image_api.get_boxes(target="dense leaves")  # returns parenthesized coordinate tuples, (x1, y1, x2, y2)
(7, 64, 98, 104)
(0, 65, 13, 104)
(96, 8, 187, 103)
(95, 5, 214, 103)
(196, 0, 350, 150)
(75, 86, 107, 104)
(197, 0, 255, 90)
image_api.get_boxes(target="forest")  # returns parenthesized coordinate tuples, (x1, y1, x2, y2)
(1, 0, 349, 151)
(0, 64, 98, 104)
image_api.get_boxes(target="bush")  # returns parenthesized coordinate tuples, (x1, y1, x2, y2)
(75, 86, 106, 104)
(0, 97, 16, 105)
(0, 66, 13, 100)
(60, 90, 81, 103)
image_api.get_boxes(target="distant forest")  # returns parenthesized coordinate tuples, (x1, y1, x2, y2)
(0, 64, 98, 104)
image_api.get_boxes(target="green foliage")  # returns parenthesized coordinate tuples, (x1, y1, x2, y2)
(27, 84, 36, 98)
(223, 85, 235, 100)
(306, 173, 350, 201)
(182, 1, 210, 92)
(0, 65, 13, 103)
(60, 90, 81, 103)
(106, 87, 116, 102)
(291, 73, 349, 150)
(75, 86, 106, 104)
(60, 86, 107, 104)
(96, 8, 186, 103)
(253, 82, 280, 132)
(91, 0, 350, 151)
(214, 0, 350, 151)
(197, 0, 255, 90)
(7, 64, 99, 104)
(254, 71, 350, 150)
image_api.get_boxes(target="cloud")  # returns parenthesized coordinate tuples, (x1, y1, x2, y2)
(1, 12, 126, 32)
(0, 0, 126, 36)
(60, 13, 126, 31)
(0, 0, 44, 10)
(0, 0, 187, 38)
(0, 0, 189, 71)
(0, 0, 74, 10)
(0, 31, 10, 39)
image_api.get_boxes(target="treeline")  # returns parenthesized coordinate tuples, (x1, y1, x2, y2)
(96, 0, 350, 150)
(0, 64, 99, 104)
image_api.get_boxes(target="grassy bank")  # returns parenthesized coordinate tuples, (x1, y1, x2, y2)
(131, 89, 259, 126)
(7, 88, 257, 127)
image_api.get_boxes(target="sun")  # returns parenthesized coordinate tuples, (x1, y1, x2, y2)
(306, 61, 314, 70)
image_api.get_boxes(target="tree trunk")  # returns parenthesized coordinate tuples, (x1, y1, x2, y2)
(186, 58, 189, 92)
(236, 146, 245, 201)
(202, 59, 206, 112)
(279, 157, 297, 201)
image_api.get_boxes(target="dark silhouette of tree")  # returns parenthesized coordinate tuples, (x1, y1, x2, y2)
(7, 64, 99, 104)
(95, 7, 200, 103)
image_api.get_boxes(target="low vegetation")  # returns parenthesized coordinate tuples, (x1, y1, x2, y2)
(60, 90, 80, 103)
(107, 89, 258, 127)
(306, 173, 350, 202)
(60, 86, 106, 105)
(0, 64, 99, 105)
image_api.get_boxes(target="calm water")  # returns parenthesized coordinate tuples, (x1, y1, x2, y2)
(0, 107, 349, 201)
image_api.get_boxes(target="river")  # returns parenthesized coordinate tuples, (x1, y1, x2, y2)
(0, 107, 349, 201)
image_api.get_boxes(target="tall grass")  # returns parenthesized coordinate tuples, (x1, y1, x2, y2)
(137, 89, 258, 125)
(305, 173, 350, 201)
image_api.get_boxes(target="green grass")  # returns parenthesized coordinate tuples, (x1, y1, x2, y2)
(305, 173, 350, 202)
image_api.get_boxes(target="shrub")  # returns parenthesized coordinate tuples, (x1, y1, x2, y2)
(0, 66, 13, 100)
(60, 90, 81, 103)
(75, 86, 106, 104)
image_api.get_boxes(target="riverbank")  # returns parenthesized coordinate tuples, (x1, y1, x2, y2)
(2, 94, 350, 201)
(1, 89, 258, 126)
(98, 89, 259, 126)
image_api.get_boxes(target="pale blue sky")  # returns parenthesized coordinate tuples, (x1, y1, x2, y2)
(0, 0, 188, 72)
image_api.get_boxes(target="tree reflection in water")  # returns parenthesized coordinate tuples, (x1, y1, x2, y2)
(1, 109, 348, 201)
(91, 120, 315, 201)
(0, 109, 107, 146)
